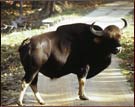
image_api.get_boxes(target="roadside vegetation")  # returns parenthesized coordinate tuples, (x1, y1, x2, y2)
(117, 10, 134, 91)
(118, 29, 134, 90)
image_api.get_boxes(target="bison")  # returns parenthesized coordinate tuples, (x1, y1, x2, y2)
(17, 18, 127, 106)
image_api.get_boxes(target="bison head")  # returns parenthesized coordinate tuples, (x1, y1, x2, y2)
(90, 18, 127, 54)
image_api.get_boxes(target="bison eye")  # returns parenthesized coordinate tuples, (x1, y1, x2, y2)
(115, 34, 121, 40)
(94, 37, 102, 44)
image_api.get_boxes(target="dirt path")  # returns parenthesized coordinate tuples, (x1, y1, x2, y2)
(16, 1, 134, 106)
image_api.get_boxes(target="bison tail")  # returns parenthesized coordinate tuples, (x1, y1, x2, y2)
(18, 38, 30, 52)
(18, 38, 31, 65)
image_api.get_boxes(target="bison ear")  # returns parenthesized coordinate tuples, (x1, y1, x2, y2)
(94, 37, 102, 44)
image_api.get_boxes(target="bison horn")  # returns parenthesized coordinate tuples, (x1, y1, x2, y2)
(90, 22, 103, 36)
(121, 18, 127, 30)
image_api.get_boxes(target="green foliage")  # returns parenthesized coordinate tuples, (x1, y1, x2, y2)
(117, 25, 134, 71)
(117, 24, 134, 91)
(1, 44, 23, 105)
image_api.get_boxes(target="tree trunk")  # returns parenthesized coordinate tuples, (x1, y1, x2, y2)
(40, 1, 55, 18)
(19, 0, 23, 16)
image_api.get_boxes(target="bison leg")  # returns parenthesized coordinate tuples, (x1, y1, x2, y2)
(77, 65, 90, 100)
(17, 69, 38, 106)
(17, 80, 30, 106)
(30, 74, 45, 105)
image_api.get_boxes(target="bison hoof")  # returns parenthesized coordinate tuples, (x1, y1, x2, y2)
(39, 101, 45, 105)
(79, 95, 89, 100)
(17, 101, 24, 106)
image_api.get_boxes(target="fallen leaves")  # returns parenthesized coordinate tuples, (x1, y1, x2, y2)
(1, 44, 24, 105)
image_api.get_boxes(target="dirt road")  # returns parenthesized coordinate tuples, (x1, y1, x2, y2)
(19, 1, 134, 106)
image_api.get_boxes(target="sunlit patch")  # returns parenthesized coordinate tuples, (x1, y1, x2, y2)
(24, 91, 78, 106)
(103, 68, 122, 72)
(89, 93, 134, 102)
(47, 96, 78, 103)
(98, 74, 124, 78)
(91, 79, 127, 83)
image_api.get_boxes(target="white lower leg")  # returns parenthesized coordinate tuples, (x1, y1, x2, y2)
(18, 81, 29, 105)
(35, 92, 45, 104)
(78, 78, 89, 100)
(79, 78, 86, 96)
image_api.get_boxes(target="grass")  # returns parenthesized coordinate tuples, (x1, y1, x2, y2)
(1, 29, 46, 45)
(117, 22, 134, 91)
(117, 9, 134, 70)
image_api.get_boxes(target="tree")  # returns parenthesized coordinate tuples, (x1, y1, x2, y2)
(40, 1, 55, 18)
(19, 0, 23, 16)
